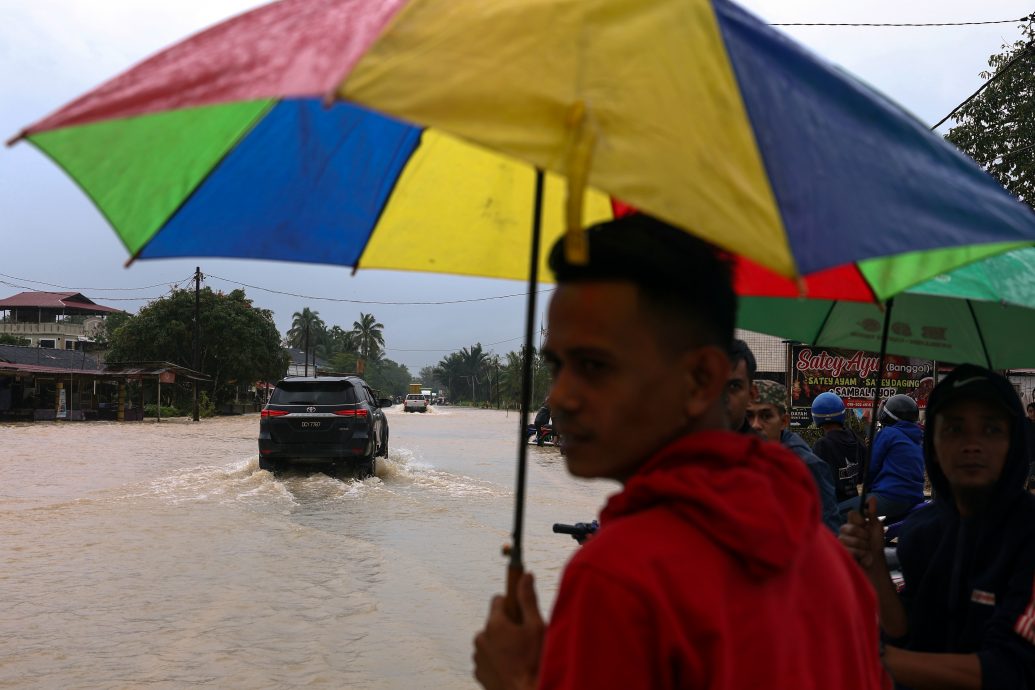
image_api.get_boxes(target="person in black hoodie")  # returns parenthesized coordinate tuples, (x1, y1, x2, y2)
(811, 391, 863, 503)
(840, 364, 1035, 689)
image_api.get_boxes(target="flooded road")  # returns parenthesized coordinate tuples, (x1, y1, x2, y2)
(1, 406, 617, 689)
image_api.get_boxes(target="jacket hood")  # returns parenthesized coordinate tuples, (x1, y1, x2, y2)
(883, 420, 923, 445)
(923, 364, 1029, 518)
(601, 430, 820, 579)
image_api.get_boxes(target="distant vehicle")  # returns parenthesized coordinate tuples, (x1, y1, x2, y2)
(258, 376, 391, 478)
(404, 393, 429, 413)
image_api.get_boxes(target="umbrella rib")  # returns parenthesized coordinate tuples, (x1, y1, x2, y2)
(350, 128, 426, 276)
(965, 299, 992, 368)
(811, 301, 839, 345)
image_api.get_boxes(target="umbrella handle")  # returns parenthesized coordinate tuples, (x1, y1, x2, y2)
(504, 562, 525, 623)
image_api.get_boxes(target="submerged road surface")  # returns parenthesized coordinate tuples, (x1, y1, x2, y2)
(1, 406, 616, 689)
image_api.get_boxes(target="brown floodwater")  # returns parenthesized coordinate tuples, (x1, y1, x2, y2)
(1, 406, 616, 689)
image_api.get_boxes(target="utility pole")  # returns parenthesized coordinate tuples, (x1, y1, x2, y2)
(192, 266, 201, 422)
(304, 321, 310, 377)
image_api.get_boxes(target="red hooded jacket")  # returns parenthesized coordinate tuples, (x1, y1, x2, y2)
(538, 430, 887, 689)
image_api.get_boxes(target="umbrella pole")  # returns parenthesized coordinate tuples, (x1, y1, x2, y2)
(504, 169, 545, 621)
(858, 298, 895, 515)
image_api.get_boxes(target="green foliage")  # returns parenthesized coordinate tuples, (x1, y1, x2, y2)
(286, 308, 326, 350)
(351, 312, 385, 363)
(0, 334, 29, 346)
(363, 358, 412, 397)
(144, 403, 182, 418)
(106, 287, 288, 407)
(431, 342, 549, 408)
(198, 390, 216, 418)
(94, 311, 130, 346)
(946, 20, 1035, 206)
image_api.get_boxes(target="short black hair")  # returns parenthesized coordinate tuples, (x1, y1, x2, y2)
(1027, 402, 1035, 411)
(729, 339, 757, 381)
(548, 214, 735, 350)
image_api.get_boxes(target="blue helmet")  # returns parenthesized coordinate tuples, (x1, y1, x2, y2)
(811, 392, 846, 425)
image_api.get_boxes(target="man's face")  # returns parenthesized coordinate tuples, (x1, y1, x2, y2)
(932, 398, 1011, 494)
(544, 281, 698, 481)
(1026, 405, 1035, 422)
(746, 403, 787, 441)
(726, 359, 754, 431)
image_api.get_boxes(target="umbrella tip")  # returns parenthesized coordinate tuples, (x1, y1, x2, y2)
(5, 131, 25, 148)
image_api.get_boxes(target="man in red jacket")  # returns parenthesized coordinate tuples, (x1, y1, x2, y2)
(472, 214, 887, 690)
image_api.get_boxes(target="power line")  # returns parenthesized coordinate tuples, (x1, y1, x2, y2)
(772, 16, 1031, 28)
(205, 272, 553, 305)
(0, 278, 186, 302)
(0, 271, 192, 292)
(385, 335, 527, 353)
(931, 42, 1035, 129)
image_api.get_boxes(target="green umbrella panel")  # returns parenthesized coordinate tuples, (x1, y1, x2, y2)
(738, 247, 1035, 370)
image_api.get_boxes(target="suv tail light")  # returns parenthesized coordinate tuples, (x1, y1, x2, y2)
(261, 409, 289, 418)
(333, 408, 369, 418)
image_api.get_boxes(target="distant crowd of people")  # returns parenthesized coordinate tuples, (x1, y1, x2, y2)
(472, 215, 1035, 690)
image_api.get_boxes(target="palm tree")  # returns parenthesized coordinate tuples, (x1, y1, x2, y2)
(459, 343, 489, 402)
(286, 308, 326, 349)
(351, 312, 385, 363)
(326, 325, 357, 357)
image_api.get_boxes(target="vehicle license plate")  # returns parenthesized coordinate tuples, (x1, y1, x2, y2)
(301, 421, 321, 429)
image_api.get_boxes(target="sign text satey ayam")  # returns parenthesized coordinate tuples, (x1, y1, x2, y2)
(789, 346, 934, 426)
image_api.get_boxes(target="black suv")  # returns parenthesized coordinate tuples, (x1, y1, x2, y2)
(258, 377, 392, 477)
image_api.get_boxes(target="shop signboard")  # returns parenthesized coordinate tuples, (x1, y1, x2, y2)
(789, 346, 934, 427)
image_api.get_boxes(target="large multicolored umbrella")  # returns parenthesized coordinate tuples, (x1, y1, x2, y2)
(9, 0, 1035, 292)
(11, 0, 1035, 607)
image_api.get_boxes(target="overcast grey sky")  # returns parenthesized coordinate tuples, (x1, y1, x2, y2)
(0, 0, 1029, 372)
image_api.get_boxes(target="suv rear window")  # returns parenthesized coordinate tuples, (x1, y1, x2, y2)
(271, 381, 358, 405)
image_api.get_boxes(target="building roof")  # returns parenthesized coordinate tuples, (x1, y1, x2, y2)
(0, 291, 123, 314)
(0, 348, 208, 381)
(0, 344, 104, 370)
(284, 347, 328, 368)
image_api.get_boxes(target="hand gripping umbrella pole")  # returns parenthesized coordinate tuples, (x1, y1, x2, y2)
(503, 170, 545, 622)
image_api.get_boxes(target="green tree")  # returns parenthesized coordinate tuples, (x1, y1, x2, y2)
(418, 365, 441, 389)
(93, 311, 130, 347)
(498, 345, 550, 410)
(946, 21, 1035, 205)
(286, 308, 326, 350)
(0, 334, 30, 346)
(106, 288, 288, 406)
(326, 325, 357, 358)
(351, 312, 385, 363)
(434, 352, 465, 401)
(364, 358, 412, 397)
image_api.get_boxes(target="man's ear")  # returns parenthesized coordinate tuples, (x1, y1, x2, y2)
(780, 412, 791, 430)
(749, 382, 759, 402)
(683, 346, 730, 418)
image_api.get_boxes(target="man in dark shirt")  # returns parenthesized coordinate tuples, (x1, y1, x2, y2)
(811, 391, 864, 503)
(840, 364, 1035, 689)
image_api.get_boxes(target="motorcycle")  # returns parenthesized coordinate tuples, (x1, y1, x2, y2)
(526, 423, 560, 447)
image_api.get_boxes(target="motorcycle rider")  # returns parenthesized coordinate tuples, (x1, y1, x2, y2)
(533, 400, 553, 446)
(811, 392, 864, 503)
(838, 394, 925, 523)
